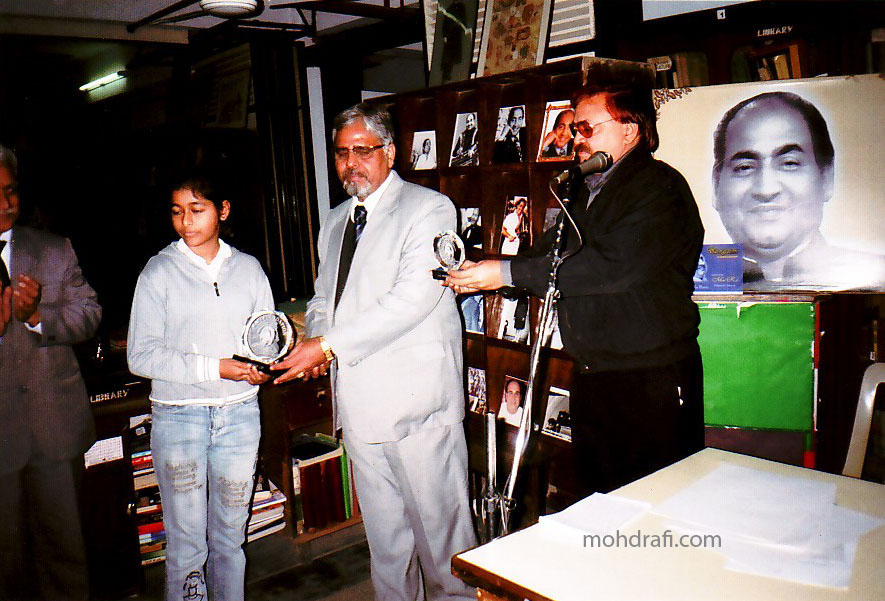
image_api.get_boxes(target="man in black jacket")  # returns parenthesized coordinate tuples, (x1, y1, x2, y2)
(445, 84, 705, 496)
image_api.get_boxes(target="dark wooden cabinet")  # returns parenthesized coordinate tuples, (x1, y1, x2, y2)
(257, 377, 365, 558)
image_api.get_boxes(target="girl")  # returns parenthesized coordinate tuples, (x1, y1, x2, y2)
(127, 169, 273, 601)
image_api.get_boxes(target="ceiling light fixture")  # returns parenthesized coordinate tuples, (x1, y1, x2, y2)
(79, 71, 126, 93)
(198, 0, 261, 17)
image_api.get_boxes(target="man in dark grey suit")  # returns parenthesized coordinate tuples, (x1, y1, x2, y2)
(0, 144, 102, 601)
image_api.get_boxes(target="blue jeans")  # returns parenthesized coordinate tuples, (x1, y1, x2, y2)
(151, 398, 260, 601)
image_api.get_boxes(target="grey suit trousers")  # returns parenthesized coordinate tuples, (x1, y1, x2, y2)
(345, 423, 476, 601)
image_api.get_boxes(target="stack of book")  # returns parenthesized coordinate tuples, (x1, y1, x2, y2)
(291, 433, 359, 534)
(246, 475, 287, 542)
(130, 415, 166, 566)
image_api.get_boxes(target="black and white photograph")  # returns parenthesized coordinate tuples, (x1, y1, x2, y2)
(537, 100, 575, 161)
(459, 206, 483, 249)
(449, 111, 480, 166)
(498, 375, 527, 427)
(496, 294, 530, 344)
(467, 366, 487, 414)
(655, 74, 885, 292)
(492, 104, 527, 163)
(499, 195, 530, 255)
(410, 130, 438, 170)
(542, 386, 571, 442)
(459, 293, 484, 334)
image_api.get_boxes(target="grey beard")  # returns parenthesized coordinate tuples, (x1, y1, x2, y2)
(343, 179, 372, 199)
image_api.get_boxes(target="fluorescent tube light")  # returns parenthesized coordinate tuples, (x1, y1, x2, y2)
(79, 71, 126, 92)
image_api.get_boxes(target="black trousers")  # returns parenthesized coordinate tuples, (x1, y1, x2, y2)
(570, 349, 705, 496)
(0, 457, 89, 601)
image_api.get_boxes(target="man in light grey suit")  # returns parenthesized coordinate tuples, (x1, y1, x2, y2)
(0, 144, 102, 600)
(273, 104, 476, 600)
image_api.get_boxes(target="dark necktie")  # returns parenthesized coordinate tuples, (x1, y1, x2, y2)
(0, 240, 10, 289)
(335, 205, 367, 307)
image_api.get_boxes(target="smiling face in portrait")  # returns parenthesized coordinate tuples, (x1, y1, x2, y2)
(0, 164, 20, 233)
(553, 110, 575, 148)
(713, 98, 833, 262)
(171, 188, 229, 261)
(334, 120, 395, 200)
(465, 113, 476, 130)
(572, 94, 638, 163)
(504, 379, 522, 413)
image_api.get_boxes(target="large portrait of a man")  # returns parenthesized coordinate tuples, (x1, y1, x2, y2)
(655, 75, 885, 292)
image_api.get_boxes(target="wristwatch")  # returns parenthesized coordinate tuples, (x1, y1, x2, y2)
(319, 336, 335, 362)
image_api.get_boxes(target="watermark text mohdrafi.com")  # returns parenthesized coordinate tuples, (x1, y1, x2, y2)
(583, 529, 721, 549)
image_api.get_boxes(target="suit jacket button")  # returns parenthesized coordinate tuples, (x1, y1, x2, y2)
(19, 385, 29, 393)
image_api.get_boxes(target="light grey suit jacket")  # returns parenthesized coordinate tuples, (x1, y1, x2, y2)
(0, 226, 101, 474)
(306, 172, 465, 444)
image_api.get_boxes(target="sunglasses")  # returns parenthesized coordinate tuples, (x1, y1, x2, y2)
(569, 118, 616, 138)
(334, 144, 386, 160)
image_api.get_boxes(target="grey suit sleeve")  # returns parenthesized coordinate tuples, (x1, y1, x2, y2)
(305, 218, 332, 338)
(324, 194, 456, 365)
(37, 239, 101, 346)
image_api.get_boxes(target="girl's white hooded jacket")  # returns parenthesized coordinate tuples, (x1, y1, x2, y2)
(127, 240, 274, 405)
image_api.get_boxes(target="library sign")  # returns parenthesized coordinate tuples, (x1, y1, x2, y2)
(756, 25, 794, 37)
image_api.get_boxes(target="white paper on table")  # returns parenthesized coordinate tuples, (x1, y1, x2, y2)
(725, 538, 858, 589)
(652, 463, 837, 549)
(537, 493, 651, 545)
(655, 463, 885, 589)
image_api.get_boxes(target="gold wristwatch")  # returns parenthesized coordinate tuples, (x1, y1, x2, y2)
(319, 336, 335, 362)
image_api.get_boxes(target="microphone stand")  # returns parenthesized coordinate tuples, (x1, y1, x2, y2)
(482, 176, 583, 540)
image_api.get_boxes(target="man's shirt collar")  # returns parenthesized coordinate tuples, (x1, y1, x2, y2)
(350, 170, 395, 222)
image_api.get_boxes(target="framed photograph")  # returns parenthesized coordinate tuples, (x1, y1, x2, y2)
(499, 375, 528, 427)
(429, 0, 480, 86)
(537, 100, 575, 162)
(492, 104, 527, 163)
(499, 195, 530, 255)
(542, 386, 571, 441)
(654, 74, 885, 292)
(477, 0, 553, 77)
(459, 293, 485, 334)
(467, 366, 487, 414)
(496, 294, 530, 344)
(410, 130, 438, 170)
(459, 207, 483, 249)
(450, 112, 480, 166)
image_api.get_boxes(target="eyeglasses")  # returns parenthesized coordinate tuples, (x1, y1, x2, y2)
(334, 144, 386, 160)
(569, 118, 616, 138)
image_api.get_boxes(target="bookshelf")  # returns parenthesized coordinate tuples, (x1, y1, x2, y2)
(591, 0, 884, 86)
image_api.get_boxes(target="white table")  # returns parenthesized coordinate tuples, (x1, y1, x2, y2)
(452, 448, 885, 601)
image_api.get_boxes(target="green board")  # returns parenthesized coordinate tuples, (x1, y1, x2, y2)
(698, 302, 814, 431)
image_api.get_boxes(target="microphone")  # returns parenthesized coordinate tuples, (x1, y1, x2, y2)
(550, 151, 613, 185)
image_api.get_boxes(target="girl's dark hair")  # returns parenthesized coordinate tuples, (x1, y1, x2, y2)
(170, 167, 234, 239)
(171, 167, 230, 212)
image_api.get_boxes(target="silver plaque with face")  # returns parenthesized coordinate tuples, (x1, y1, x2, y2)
(432, 230, 466, 279)
(233, 310, 296, 372)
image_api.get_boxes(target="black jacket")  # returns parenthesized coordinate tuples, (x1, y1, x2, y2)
(510, 149, 703, 372)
